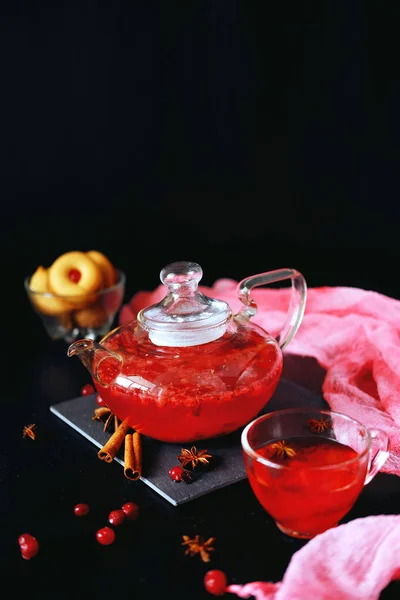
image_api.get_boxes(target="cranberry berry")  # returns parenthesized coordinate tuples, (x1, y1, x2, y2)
(108, 509, 125, 526)
(121, 502, 139, 520)
(74, 503, 89, 517)
(96, 527, 116, 546)
(204, 570, 228, 596)
(169, 465, 185, 481)
(81, 383, 95, 396)
(96, 394, 107, 407)
(169, 465, 192, 482)
(18, 533, 39, 560)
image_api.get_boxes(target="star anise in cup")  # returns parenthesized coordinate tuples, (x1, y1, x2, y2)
(307, 418, 331, 433)
(270, 440, 296, 460)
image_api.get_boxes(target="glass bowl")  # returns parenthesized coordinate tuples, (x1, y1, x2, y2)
(25, 269, 126, 343)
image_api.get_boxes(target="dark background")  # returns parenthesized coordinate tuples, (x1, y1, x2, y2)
(2, 1, 400, 301)
(3, 3, 400, 599)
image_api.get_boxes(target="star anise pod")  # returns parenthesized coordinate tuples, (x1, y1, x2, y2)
(182, 535, 215, 562)
(307, 418, 331, 433)
(23, 424, 37, 440)
(92, 407, 118, 433)
(177, 446, 212, 470)
(270, 440, 296, 459)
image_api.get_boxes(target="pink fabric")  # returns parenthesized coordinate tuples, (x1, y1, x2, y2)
(226, 515, 400, 600)
(119, 281, 400, 475)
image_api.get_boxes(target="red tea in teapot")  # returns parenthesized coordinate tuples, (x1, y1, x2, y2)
(95, 325, 283, 442)
(69, 261, 306, 443)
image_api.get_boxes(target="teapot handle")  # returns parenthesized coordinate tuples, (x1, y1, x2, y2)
(236, 268, 307, 350)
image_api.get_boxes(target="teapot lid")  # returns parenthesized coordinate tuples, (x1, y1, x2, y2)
(137, 261, 231, 347)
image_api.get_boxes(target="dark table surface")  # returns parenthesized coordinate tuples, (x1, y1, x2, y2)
(3, 293, 400, 600)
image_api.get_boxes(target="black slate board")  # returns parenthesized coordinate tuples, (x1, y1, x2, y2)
(50, 378, 327, 506)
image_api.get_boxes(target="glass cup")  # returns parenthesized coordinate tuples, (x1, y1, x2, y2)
(25, 270, 126, 343)
(241, 408, 390, 539)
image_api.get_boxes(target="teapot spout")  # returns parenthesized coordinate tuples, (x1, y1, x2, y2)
(67, 339, 123, 387)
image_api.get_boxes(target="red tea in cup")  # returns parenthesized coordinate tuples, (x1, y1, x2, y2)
(242, 409, 390, 539)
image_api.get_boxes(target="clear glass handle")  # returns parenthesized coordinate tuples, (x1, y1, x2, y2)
(236, 268, 307, 350)
(364, 428, 390, 485)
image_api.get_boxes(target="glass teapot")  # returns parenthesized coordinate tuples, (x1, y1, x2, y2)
(68, 261, 307, 443)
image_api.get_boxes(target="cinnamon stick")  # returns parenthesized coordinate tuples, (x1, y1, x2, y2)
(124, 431, 142, 480)
(98, 419, 131, 463)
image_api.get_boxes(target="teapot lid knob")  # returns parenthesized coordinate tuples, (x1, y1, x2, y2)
(137, 261, 231, 347)
(160, 261, 203, 291)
